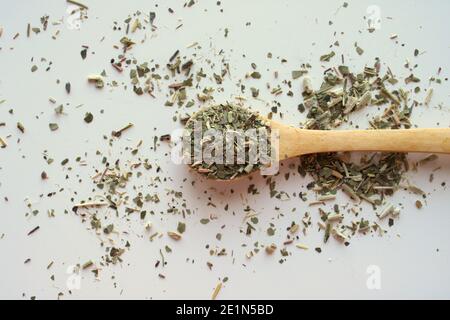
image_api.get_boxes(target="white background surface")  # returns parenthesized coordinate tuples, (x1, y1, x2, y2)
(1, 0, 450, 299)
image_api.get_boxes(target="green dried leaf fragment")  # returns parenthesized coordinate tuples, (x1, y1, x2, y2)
(177, 222, 186, 234)
(120, 36, 135, 48)
(103, 224, 114, 234)
(405, 74, 420, 84)
(54, 105, 64, 115)
(355, 46, 364, 55)
(17, 122, 25, 133)
(320, 51, 335, 62)
(82, 112, 93, 124)
(292, 69, 308, 79)
(250, 71, 261, 79)
(250, 87, 259, 98)
(49, 123, 59, 131)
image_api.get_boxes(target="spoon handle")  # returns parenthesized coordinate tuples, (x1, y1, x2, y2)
(285, 128, 450, 157)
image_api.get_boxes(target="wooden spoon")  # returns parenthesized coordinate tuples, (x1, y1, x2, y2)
(186, 105, 450, 180)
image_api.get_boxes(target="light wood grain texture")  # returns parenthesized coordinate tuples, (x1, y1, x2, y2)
(269, 120, 450, 159)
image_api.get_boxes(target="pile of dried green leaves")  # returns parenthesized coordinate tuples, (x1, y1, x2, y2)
(284, 59, 431, 244)
(185, 103, 271, 180)
(298, 60, 415, 207)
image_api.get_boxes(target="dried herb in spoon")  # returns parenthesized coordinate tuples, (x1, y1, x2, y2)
(185, 103, 271, 180)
